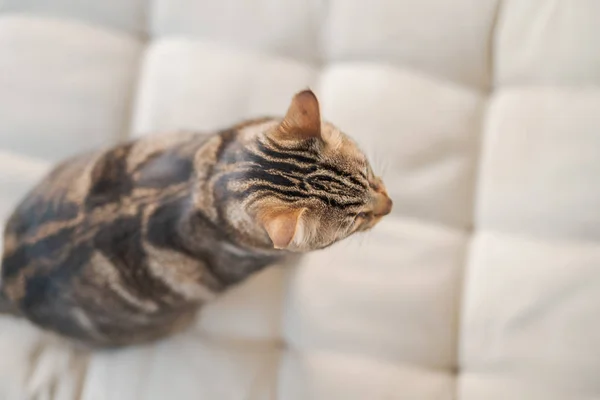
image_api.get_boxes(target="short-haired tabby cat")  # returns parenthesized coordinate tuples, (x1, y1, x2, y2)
(0, 90, 392, 348)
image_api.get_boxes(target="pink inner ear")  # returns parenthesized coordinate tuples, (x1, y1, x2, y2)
(261, 208, 305, 249)
(278, 90, 321, 140)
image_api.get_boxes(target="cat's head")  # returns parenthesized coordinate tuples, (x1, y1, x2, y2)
(220, 90, 392, 252)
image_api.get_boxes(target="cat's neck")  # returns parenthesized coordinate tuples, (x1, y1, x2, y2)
(187, 122, 282, 251)
(175, 196, 285, 287)
(168, 127, 287, 287)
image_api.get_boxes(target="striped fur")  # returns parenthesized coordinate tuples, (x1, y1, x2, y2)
(0, 90, 392, 347)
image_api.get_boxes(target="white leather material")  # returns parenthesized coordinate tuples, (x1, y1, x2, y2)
(0, 16, 142, 162)
(0, 150, 49, 223)
(279, 351, 455, 400)
(1, 1, 599, 399)
(150, 0, 324, 63)
(477, 89, 600, 241)
(324, 0, 500, 89)
(284, 217, 464, 370)
(1, 0, 147, 35)
(461, 232, 600, 400)
(496, 0, 600, 86)
(132, 39, 318, 135)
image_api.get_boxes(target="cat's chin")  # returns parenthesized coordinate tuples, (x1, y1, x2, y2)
(305, 239, 347, 252)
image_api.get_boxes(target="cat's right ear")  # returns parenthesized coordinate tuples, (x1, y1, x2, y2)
(275, 90, 322, 141)
(258, 207, 307, 250)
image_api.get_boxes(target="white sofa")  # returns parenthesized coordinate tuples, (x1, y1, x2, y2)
(1, 1, 600, 399)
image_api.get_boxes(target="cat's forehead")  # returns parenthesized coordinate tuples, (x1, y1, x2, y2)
(321, 122, 367, 164)
(238, 118, 368, 167)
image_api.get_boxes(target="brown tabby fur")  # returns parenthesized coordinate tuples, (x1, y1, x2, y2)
(0, 90, 392, 348)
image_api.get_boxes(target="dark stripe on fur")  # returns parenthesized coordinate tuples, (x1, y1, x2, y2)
(2, 225, 76, 279)
(11, 199, 79, 236)
(138, 153, 194, 188)
(214, 129, 240, 165)
(264, 135, 316, 154)
(261, 137, 367, 189)
(94, 214, 178, 305)
(255, 141, 318, 166)
(235, 184, 361, 208)
(253, 142, 367, 192)
(146, 198, 227, 290)
(85, 143, 135, 209)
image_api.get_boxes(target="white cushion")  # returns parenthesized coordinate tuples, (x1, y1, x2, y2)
(150, 0, 323, 63)
(1, 1, 600, 399)
(477, 88, 600, 240)
(81, 337, 279, 400)
(325, 0, 500, 89)
(132, 39, 317, 135)
(461, 232, 600, 399)
(279, 351, 455, 400)
(0, 150, 49, 223)
(2, 0, 147, 35)
(496, 0, 600, 86)
(0, 16, 142, 162)
(285, 217, 465, 370)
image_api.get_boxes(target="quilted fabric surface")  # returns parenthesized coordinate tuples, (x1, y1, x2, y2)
(1, 1, 599, 399)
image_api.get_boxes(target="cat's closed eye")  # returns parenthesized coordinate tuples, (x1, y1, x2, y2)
(357, 211, 373, 219)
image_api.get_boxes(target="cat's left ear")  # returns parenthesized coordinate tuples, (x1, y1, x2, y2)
(276, 90, 322, 141)
(259, 207, 307, 250)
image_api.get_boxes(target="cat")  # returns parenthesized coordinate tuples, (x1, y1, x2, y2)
(0, 90, 393, 348)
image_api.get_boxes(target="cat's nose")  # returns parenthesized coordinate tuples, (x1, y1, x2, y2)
(371, 177, 392, 216)
(374, 194, 393, 216)
(381, 196, 393, 215)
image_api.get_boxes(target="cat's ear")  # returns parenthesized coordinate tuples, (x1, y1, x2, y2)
(259, 207, 306, 249)
(276, 90, 321, 141)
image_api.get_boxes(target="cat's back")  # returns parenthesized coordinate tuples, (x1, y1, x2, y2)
(3, 131, 203, 243)
(0, 131, 209, 301)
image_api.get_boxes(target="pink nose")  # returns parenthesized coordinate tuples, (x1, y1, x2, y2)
(374, 194, 393, 217)
(381, 196, 393, 216)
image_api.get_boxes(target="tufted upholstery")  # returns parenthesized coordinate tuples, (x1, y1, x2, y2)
(1, 1, 600, 399)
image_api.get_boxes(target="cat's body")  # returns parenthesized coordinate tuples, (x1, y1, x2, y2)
(0, 128, 281, 347)
(0, 91, 392, 348)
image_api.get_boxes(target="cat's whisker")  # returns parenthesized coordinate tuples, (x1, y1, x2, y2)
(379, 156, 391, 178)
(372, 149, 390, 178)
